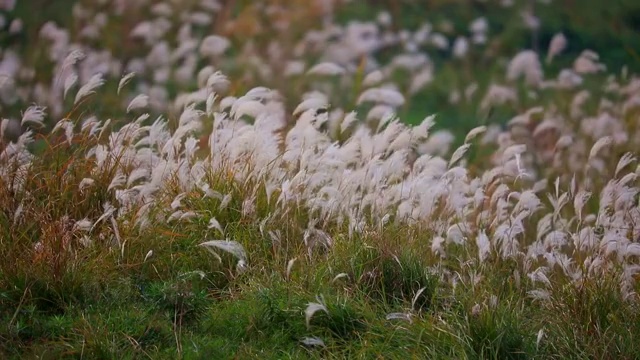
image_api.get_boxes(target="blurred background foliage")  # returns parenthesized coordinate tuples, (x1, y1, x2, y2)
(337, 0, 640, 132)
(2, 0, 639, 136)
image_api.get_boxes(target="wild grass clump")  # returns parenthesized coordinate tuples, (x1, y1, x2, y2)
(464, 301, 534, 360)
(348, 246, 439, 312)
(538, 275, 640, 359)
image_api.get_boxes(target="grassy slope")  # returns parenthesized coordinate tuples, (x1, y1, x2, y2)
(1, 137, 639, 359)
(2, 1, 640, 358)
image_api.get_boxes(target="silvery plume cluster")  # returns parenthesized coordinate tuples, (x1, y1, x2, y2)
(1, 0, 639, 302)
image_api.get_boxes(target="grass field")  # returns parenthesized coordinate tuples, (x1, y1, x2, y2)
(1, 0, 640, 358)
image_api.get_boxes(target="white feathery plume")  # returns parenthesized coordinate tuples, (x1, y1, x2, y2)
(206, 92, 217, 116)
(532, 179, 548, 193)
(284, 61, 305, 77)
(502, 144, 527, 162)
(118, 72, 136, 95)
(127, 168, 149, 186)
(588, 136, 612, 162)
(574, 50, 606, 74)
(171, 193, 186, 210)
(514, 154, 531, 181)
(430, 33, 449, 49)
(79, 178, 95, 191)
(386, 312, 412, 323)
(75, 73, 105, 105)
(305, 296, 328, 329)
(375, 111, 396, 133)
(528, 268, 552, 288)
(546, 33, 567, 64)
(409, 68, 434, 94)
(412, 114, 436, 140)
(57, 50, 84, 87)
(231, 98, 266, 120)
(98, 119, 112, 139)
(63, 73, 78, 99)
(167, 210, 185, 223)
(219, 96, 237, 111)
(341, 111, 359, 133)
(307, 62, 345, 76)
(543, 230, 568, 250)
(293, 98, 328, 116)
(476, 230, 491, 262)
(179, 212, 198, 221)
(411, 287, 427, 311)
(431, 236, 446, 256)
(513, 190, 541, 213)
(362, 70, 384, 87)
(127, 94, 149, 113)
(73, 218, 93, 232)
(527, 289, 551, 301)
(200, 35, 230, 57)
(452, 36, 469, 58)
(615, 152, 636, 177)
(507, 50, 543, 86)
(286, 258, 297, 280)
(108, 172, 127, 191)
(245, 87, 279, 101)
(357, 87, 406, 107)
(178, 104, 204, 126)
(197, 66, 215, 88)
(21, 106, 47, 127)
(134, 113, 150, 124)
(199, 239, 247, 264)
(190, 12, 212, 26)
(532, 120, 559, 137)
(206, 71, 230, 90)
(470, 17, 488, 34)
(51, 119, 74, 144)
(367, 105, 395, 123)
(573, 190, 591, 221)
(300, 337, 325, 348)
(618, 172, 637, 188)
(92, 202, 116, 231)
(303, 227, 333, 257)
(143, 250, 154, 263)
(449, 143, 470, 168)
(208, 217, 224, 235)
(536, 214, 553, 242)
(219, 194, 232, 210)
(61, 49, 85, 72)
(332, 273, 349, 283)
(464, 125, 487, 144)
(625, 243, 640, 259)
(446, 224, 467, 245)
(555, 135, 573, 149)
(12, 203, 23, 224)
(537, 328, 545, 350)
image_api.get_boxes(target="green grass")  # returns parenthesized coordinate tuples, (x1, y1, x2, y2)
(2, 146, 639, 358)
(1, 139, 634, 358)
